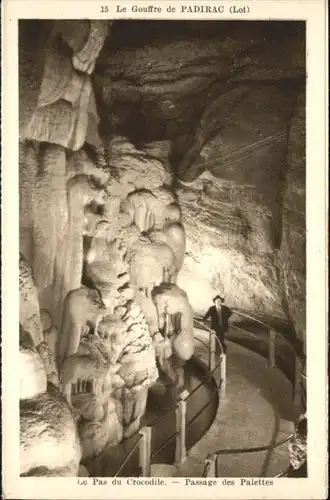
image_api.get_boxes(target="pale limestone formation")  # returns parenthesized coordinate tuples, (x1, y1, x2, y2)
(58, 286, 108, 363)
(24, 21, 109, 151)
(52, 175, 106, 323)
(20, 330, 47, 400)
(59, 353, 112, 410)
(149, 221, 186, 277)
(125, 187, 177, 232)
(56, 177, 163, 458)
(20, 330, 81, 476)
(128, 235, 177, 297)
(152, 283, 195, 373)
(20, 387, 82, 476)
(61, 298, 158, 459)
(84, 221, 129, 306)
(19, 141, 39, 262)
(20, 253, 58, 385)
(31, 144, 67, 291)
(106, 137, 172, 194)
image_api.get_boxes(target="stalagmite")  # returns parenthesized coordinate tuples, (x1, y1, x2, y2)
(19, 253, 58, 384)
(19, 141, 39, 261)
(152, 283, 195, 363)
(31, 144, 67, 291)
(58, 286, 108, 364)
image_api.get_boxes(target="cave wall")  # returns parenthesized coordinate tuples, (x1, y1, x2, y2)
(93, 20, 306, 329)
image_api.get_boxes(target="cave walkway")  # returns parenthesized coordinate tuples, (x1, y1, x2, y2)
(167, 330, 296, 477)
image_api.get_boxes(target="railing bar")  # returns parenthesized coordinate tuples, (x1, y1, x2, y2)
(194, 338, 209, 348)
(147, 339, 222, 427)
(186, 359, 222, 398)
(212, 433, 293, 456)
(114, 435, 143, 477)
(147, 404, 177, 426)
(150, 431, 179, 460)
(194, 312, 302, 358)
(229, 324, 261, 340)
(186, 388, 219, 429)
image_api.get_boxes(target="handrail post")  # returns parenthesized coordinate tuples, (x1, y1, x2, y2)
(204, 454, 217, 477)
(209, 330, 216, 371)
(139, 426, 152, 477)
(175, 390, 189, 465)
(268, 328, 276, 368)
(293, 356, 303, 409)
(220, 353, 226, 398)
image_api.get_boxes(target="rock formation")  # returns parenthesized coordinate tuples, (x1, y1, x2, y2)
(19, 19, 198, 472)
(19, 19, 306, 474)
(20, 328, 82, 476)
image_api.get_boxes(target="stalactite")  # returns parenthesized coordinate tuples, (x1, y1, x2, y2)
(128, 236, 177, 296)
(72, 21, 109, 75)
(31, 143, 67, 291)
(37, 33, 73, 108)
(52, 175, 105, 323)
(149, 221, 186, 276)
(24, 28, 98, 151)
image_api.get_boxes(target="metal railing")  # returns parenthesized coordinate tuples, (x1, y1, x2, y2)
(113, 435, 143, 477)
(111, 308, 305, 478)
(199, 309, 306, 478)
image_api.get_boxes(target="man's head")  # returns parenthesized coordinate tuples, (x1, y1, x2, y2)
(213, 295, 224, 307)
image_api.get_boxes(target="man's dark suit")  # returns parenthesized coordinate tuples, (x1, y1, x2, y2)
(203, 305, 232, 352)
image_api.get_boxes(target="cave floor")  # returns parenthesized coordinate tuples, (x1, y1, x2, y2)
(171, 329, 296, 478)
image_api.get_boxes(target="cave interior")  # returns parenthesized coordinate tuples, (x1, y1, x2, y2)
(19, 19, 306, 477)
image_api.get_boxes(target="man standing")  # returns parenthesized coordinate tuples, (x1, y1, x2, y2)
(203, 295, 232, 354)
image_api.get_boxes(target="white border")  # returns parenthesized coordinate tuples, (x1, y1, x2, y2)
(1, 1, 328, 499)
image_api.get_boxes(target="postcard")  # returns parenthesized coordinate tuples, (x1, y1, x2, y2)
(1, 0, 328, 498)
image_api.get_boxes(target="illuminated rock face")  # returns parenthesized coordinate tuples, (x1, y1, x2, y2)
(20, 329, 82, 476)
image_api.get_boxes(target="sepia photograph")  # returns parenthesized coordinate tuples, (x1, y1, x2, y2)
(17, 18, 309, 481)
